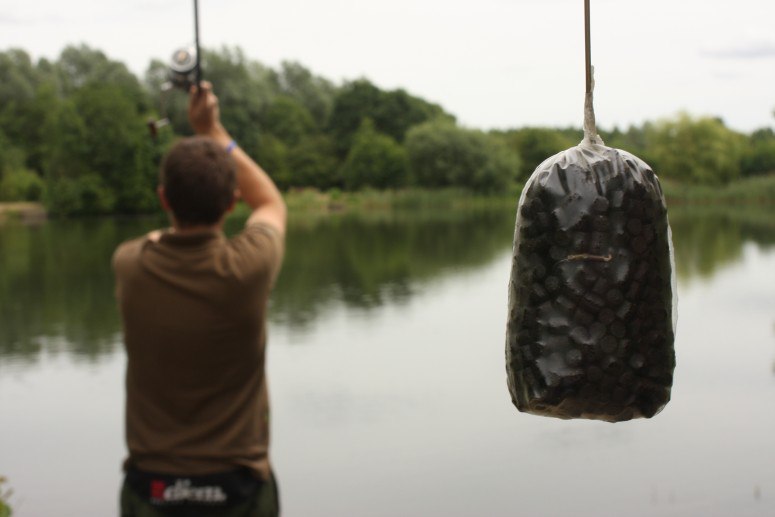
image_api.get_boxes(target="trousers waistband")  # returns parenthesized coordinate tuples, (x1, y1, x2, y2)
(124, 466, 262, 508)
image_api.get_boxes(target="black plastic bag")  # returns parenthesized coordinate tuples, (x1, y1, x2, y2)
(505, 142, 676, 422)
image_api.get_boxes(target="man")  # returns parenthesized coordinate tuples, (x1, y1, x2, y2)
(113, 82, 286, 516)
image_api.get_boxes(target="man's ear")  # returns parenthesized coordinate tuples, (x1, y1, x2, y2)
(157, 186, 171, 211)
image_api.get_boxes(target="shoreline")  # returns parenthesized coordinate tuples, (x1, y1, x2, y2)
(0, 202, 47, 224)
(2, 175, 773, 223)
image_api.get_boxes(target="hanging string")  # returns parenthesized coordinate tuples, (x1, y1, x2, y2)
(583, 0, 603, 146)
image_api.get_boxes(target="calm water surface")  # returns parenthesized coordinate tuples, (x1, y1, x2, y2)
(1, 206, 774, 516)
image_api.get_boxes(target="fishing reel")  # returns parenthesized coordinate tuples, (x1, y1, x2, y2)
(148, 47, 200, 138)
(166, 46, 199, 92)
(148, 0, 203, 139)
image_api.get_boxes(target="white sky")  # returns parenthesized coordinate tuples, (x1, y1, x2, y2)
(2, 0, 774, 133)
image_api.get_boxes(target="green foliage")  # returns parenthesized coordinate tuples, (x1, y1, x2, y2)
(0, 168, 44, 201)
(0, 46, 157, 214)
(2, 44, 774, 216)
(255, 134, 291, 188)
(0, 129, 26, 174)
(40, 82, 152, 214)
(0, 49, 39, 102)
(0, 50, 58, 173)
(329, 79, 450, 157)
(287, 135, 341, 190)
(342, 120, 408, 190)
(405, 119, 521, 193)
(0, 49, 42, 145)
(276, 61, 336, 128)
(262, 96, 316, 145)
(0, 218, 149, 359)
(57, 44, 148, 112)
(46, 175, 117, 216)
(375, 89, 450, 143)
(505, 127, 576, 176)
(646, 113, 745, 184)
(662, 173, 775, 205)
(741, 128, 775, 176)
(41, 97, 90, 181)
(0, 475, 11, 517)
(270, 209, 515, 324)
(668, 204, 775, 281)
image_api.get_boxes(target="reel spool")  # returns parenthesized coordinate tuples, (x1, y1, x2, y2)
(166, 46, 199, 92)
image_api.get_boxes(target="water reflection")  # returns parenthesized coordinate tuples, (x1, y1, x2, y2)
(267, 210, 515, 331)
(0, 210, 516, 360)
(0, 205, 772, 361)
(1, 204, 775, 517)
(669, 205, 775, 281)
(0, 219, 147, 361)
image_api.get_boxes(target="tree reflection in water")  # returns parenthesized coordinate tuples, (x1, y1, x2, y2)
(0, 205, 772, 361)
(668, 205, 775, 281)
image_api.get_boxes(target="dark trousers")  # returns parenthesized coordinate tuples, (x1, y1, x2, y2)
(120, 469, 279, 517)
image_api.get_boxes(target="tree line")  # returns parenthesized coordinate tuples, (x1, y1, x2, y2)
(1, 45, 774, 215)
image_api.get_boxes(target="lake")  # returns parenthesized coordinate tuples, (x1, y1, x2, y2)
(1, 204, 774, 516)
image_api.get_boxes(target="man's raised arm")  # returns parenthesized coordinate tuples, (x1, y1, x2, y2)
(188, 81, 287, 236)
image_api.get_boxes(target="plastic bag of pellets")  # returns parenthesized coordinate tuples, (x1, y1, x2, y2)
(505, 141, 676, 422)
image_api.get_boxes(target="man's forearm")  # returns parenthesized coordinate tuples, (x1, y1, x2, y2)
(206, 123, 287, 233)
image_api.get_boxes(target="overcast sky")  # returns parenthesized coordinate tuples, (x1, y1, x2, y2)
(2, 0, 774, 133)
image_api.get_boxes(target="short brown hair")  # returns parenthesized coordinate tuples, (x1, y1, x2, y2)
(160, 137, 236, 226)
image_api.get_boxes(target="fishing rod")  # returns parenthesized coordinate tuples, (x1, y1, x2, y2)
(148, 0, 202, 138)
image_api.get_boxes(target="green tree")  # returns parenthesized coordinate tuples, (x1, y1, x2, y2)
(57, 44, 148, 112)
(374, 89, 449, 143)
(505, 127, 576, 177)
(328, 79, 382, 157)
(329, 79, 451, 157)
(647, 113, 745, 184)
(255, 134, 291, 189)
(0, 49, 60, 175)
(342, 120, 408, 190)
(0, 120, 44, 202)
(741, 128, 775, 177)
(405, 119, 521, 193)
(286, 135, 341, 190)
(262, 96, 316, 146)
(277, 61, 336, 128)
(41, 81, 151, 214)
(0, 475, 11, 517)
(0, 164, 44, 202)
(0, 129, 26, 177)
(0, 49, 41, 144)
(601, 123, 658, 165)
(42, 97, 89, 182)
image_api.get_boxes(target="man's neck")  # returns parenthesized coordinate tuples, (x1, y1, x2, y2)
(169, 215, 224, 235)
(171, 223, 221, 234)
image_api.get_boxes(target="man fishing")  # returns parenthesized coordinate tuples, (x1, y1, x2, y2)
(113, 81, 286, 516)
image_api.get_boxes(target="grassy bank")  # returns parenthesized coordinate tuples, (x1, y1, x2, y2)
(273, 174, 775, 217)
(230, 187, 520, 220)
(662, 173, 775, 205)
(3, 175, 773, 223)
(0, 202, 47, 224)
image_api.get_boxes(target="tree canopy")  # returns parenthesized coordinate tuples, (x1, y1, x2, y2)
(0, 45, 772, 214)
